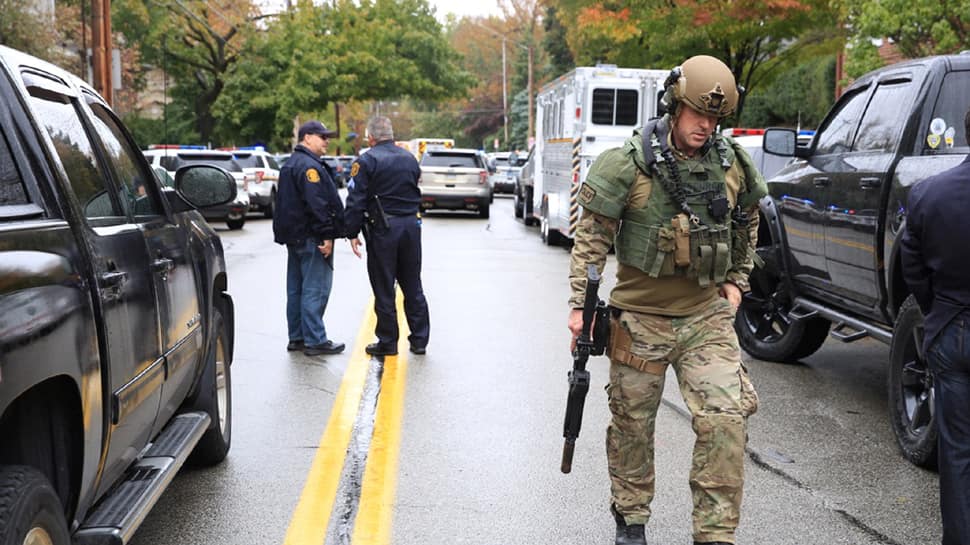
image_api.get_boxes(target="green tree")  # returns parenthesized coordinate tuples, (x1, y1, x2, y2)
(543, 5, 574, 78)
(741, 55, 836, 129)
(850, 0, 970, 58)
(113, 0, 257, 145)
(215, 0, 473, 149)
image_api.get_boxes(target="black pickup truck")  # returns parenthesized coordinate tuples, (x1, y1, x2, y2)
(737, 52, 970, 468)
(0, 45, 237, 543)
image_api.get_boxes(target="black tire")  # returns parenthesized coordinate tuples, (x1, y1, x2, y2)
(188, 307, 232, 466)
(0, 466, 70, 545)
(888, 295, 938, 468)
(540, 205, 563, 246)
(523, 187, 536, 226)
(226, 218, 245, 230)
(263, 191, 276, 219)
(513, 188, 524, 218)
(479, 201, 490, 219)
(734, 248, 830, 362)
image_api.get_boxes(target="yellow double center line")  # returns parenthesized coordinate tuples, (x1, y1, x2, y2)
(283, 296, 408, 545)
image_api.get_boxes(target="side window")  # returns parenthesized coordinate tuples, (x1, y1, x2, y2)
(86, 99, 162, 217)
(27, 88, 123, 221)
(0, 130, 30, 207)
(814, 87, 869, 155)
(591, 88, 639, 126)
(266, 154, 280, 170)
(853, 81, 913, 153)
(926, 70, 970, 154)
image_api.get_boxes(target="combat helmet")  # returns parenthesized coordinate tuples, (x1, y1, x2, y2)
(661, 55, 739, 118)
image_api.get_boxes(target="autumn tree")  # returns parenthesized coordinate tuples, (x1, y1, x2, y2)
(551, 0, 843, 121)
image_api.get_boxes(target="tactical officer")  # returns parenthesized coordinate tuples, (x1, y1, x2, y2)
(274, 120, 346, 357)
(345, 116, 430, 356)
(567, 55, 767, 545)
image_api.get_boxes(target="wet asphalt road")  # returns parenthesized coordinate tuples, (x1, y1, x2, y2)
(130, 196, 940, 545)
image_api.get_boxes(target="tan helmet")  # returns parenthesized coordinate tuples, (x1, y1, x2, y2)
(665, 55, 738, 118)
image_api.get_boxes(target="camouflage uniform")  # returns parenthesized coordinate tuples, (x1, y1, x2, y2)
(569, 119, 765, 544)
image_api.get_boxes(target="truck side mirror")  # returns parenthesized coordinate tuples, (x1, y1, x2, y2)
(175, 165, 237, 209)
(764, 128, 797, 157)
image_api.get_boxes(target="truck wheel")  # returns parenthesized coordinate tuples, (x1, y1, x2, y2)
(513, 188, 524, 218)
(479, 202, 490, 219)
(0, 466, 70, 545)
(523, 187, 535, 226)
(888, 295, 937, 468)
(189, 307, 232, 466)
(734, 248, 830, 362)
(540, 206, 563, 246)
(226, 218, 245, 230)
(264, 191, 276, 219)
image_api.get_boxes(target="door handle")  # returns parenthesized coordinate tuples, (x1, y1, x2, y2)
(152, 257, 174, 273)
(100, 270, 128, 287)
(859, 176, 882, 189)
(812, 177, 830, 187)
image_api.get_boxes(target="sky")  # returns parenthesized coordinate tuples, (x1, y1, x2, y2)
(430, 0, 503, 20)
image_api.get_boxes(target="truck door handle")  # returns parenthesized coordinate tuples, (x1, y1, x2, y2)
(812, 177, 830, 187)
(100, 270, 128, 287)
(859, 176, 882, 189)
(152, 257, 174, 273)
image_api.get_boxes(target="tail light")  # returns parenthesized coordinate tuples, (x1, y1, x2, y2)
(479, 170, 488, 185)
(572, 172, 579, 183)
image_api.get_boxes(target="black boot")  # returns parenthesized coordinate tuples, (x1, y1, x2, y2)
(612, 505, 646, 545)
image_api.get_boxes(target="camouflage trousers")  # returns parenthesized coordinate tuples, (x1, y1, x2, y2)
(606, 297, 758, 544)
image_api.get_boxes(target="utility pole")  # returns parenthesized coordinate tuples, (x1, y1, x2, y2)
(501, 37, 508, 147)
(91, 0, 113, 105)
(527, 44, 534, 147)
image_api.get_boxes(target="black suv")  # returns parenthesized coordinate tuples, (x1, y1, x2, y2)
(738, 53, 970, 467)
(0, 45, 237, 543)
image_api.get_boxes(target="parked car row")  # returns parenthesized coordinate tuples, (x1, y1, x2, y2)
(143, 147, 250, 229)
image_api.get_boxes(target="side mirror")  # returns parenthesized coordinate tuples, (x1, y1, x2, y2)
(174, 164, 236, 209)
(763, 128, 797, 157)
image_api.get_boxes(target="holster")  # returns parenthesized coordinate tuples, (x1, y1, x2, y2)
(365, 195, 390, 235)
(606, 314, 668, 376)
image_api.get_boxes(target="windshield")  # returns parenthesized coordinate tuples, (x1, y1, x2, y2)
(422, 153, 481, 169)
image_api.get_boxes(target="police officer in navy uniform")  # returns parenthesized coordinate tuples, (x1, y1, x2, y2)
(901, 108, 970, 545)
(345, 116, 430, 356)
(274, 120, 346, 357)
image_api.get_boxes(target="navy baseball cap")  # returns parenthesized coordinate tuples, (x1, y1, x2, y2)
(298, 120, 337, 139)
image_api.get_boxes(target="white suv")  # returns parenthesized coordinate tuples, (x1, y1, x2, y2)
(224, 148, 281, 218)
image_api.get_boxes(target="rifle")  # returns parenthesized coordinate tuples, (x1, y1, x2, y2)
(561, 263, 610, 474)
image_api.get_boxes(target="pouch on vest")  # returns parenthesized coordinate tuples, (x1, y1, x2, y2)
(672, 213, 691, 267)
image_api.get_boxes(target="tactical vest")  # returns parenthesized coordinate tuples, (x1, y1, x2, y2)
(615, 135, 738, 288)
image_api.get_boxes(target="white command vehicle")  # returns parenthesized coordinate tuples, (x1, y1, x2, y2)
(531, 65, 668, 245)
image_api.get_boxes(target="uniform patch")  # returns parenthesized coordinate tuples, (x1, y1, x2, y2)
(350, 162, 360, 177)
(578, 184, 597, 204)
(306, 168, 320, 183)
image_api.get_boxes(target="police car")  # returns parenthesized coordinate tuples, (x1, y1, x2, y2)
(722, 128, 815, 180)
(143, 146, 250, 229)
(222, 147, 281, 218)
